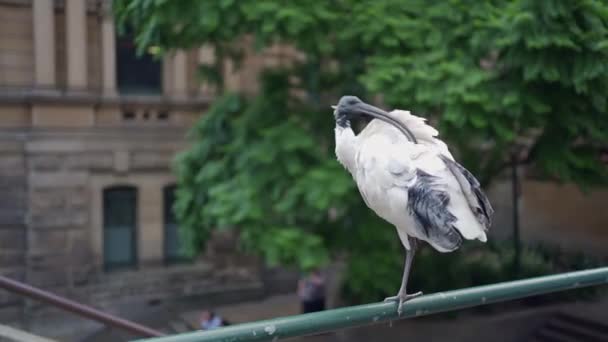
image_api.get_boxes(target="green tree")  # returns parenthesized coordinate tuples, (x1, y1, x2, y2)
(115, 0, 608, 302)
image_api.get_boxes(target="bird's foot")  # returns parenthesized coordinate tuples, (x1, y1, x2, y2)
(384, 291, 423, 316)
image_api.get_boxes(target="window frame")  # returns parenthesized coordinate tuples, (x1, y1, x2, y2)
(115, 28, 163, 95)
(102, 185, 138, 271)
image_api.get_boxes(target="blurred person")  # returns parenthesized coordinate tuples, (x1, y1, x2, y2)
(199, 310, 228, 330)
(297, 268, 326, 313)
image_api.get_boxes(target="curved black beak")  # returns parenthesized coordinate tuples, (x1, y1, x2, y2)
(352, 102, 418, 143)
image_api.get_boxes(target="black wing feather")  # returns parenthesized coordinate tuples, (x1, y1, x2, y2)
(407, 169, 463, 252)
(440, 155, 494, 230)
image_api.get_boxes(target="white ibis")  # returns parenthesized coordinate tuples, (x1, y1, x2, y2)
(333, 96, 493, 315)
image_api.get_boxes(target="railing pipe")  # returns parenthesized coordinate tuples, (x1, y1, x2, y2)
(134, 267, 608, 342)
(0, 275, 165, 338)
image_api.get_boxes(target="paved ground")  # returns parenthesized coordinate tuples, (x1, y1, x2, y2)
(179, 294, 339, 342)
(182, 293, 301, 326)
(84, 289, 608, 342)
(175, 291, 608, 342)
(0, 324, 58, 342)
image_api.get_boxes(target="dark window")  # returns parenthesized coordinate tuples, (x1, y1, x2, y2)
(122, 110, 136, 121)
(103, 186, 137, 270)
(116, 28, 162, 94)
(164, 185, 190, 263)
(157, 111, 169, 121)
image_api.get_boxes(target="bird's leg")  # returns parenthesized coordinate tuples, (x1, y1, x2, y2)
(384, 237, 422, 315)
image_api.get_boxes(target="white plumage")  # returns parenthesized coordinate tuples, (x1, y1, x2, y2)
(333, 96, 493, 314)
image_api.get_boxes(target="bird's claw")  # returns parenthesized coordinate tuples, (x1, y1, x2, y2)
(384, 291, 423, 316)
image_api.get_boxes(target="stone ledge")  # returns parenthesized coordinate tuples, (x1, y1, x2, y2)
(0, 230, 25, 250)
(0, 212, 26, 226)
(0, 252, 24, 268)
(0, 155, 25, 173)
(84, 263, 218, 289)
(0, 306, 23, 325)
(0, 88, 212, 111)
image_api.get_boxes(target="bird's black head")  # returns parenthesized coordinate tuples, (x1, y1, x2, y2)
(331, 95, 418, 143)
(333, 96, 366, 127)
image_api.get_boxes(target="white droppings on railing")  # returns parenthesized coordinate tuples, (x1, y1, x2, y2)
(264, 325, 276, 335)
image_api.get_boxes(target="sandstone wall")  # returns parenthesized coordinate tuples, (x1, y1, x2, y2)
(0, 101, 264, 339)
(0, 139, 27, 325)
(488, 179, 608, 257)
(0, 3, 33, 86)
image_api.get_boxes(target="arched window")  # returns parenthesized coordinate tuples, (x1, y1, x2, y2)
(103, 186, 137, 270)
(164, 184, 188, 263)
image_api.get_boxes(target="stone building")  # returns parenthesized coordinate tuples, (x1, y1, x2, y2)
(0, 0, 286, 338)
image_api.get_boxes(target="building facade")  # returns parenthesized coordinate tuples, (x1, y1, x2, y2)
(0, 0, 283, 338)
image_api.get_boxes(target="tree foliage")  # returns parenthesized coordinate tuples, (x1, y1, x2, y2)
(115, 0, 608, 302)
(361, 0, 608, 185)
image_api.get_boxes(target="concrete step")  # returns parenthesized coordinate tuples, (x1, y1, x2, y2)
(531, 312, 608, 342)
(0, 324, 57, 342)
(168, 320, 191, 334)
(179, 293, 300, 329)
(533, 328, 576, 342)
(552, 312, 608, 336)
(542, 322, 605, 342)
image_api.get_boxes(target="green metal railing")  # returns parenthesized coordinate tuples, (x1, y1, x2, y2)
(134, 267, 608, 342)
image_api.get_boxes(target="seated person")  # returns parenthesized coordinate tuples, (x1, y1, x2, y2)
(199, 310, 228, 330)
